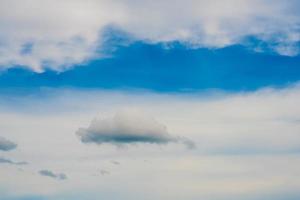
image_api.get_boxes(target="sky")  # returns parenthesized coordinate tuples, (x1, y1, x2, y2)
(0, 1, 300, 200)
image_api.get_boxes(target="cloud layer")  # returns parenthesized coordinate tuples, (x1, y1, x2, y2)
(39, 170, 67, 180)
(76, 110, 193, 147)
(0, 136, 17, 151)
(0, 86, 300, 199)
(0, 0, 299, 71)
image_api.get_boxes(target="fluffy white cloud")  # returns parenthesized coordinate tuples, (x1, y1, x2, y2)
(0, 0, 299, 71)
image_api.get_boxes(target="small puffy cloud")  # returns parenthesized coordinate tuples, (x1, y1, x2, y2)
(39, 170, 67, 180)
(0, 136, 17, 151)
(76, 110, 194, 148)
(0, 157, 28, 165)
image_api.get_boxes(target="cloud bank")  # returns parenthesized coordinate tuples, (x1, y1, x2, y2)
(39, 170, 67, 180)
(0, 0, 299, 71)
(76, 110, 194, 148)
(0, 137, 17, 151)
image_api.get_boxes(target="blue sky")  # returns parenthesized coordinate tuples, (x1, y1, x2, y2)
(1, 1, 300, 200)
(1, 40, 300, 92)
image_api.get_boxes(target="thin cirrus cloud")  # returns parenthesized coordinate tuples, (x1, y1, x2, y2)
(0, 0, 300, 72)
(0, 136, 17, 151)
(39, 170, 67, 180)
(76, 110, 195, 148)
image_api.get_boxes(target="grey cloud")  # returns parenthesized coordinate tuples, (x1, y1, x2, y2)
(0, 157, 28, 165)
(180, 137, 196, 149)
(76, 110, 195, 148)
(0, 136, 17, 151)
(39, 170, 67, 180)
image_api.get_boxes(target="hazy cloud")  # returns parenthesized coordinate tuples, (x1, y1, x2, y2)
(39, 170, 67, 180)
(76, 110, 194, 148)
(0, 137, 17, 151)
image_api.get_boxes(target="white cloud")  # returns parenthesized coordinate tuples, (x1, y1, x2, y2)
(0, 0, 299, 71)
(0, 0, 125, 72)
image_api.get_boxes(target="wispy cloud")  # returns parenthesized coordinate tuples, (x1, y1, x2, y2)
(39, 170, 67, 180)
(0, 157, 27, 165)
